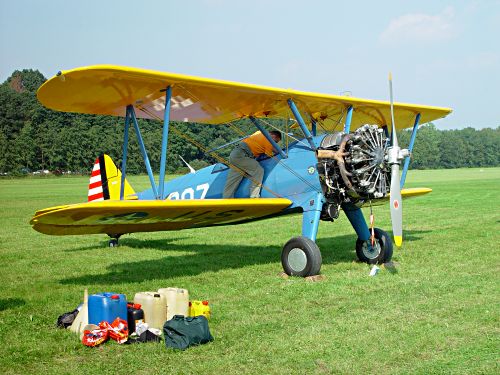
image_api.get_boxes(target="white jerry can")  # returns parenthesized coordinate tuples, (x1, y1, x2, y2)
(133, 292, 167, 330)
(158, 288, 189, 320)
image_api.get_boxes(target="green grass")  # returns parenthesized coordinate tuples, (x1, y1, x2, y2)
(1, 168, 499, 374)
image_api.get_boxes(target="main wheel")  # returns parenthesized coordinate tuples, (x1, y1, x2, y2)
(355, 227, 393, 264)
(107, 233, 122, 247)
(281, 236, 322, 277)
(109, 238, 119, 247)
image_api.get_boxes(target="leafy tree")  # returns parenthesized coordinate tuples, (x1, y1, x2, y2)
(0, 69, 499, 176)
(7, 69, 46, 93)
(14, 121, 36, 170)
(439, 130, 468, 168)
(0, 130, 8, 172)
(409, 124, 442, 169)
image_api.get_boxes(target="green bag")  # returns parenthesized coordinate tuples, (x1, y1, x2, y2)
(163, 315, 213, 350)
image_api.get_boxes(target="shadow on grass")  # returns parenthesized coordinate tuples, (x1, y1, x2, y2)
(0, 298, 26, 311)
(59, 230, 430, 285)
(402, 229, 432, 242)
(64, 236, 187, 252)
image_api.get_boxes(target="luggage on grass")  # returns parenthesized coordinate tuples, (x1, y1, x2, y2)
(163, 315, 213, 350)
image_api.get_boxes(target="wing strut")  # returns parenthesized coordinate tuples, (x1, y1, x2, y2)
(120, 105, 159, 199)
(130, 106, 159, 199)
(343, 106, 354, 133)
(120, 106, 131, 200)
(249, 117, 287, 158)
(159, 86, 172, 200)
(287, 99, 316, 151)
(310, 117, 317, 136)
(400, 113, 421, 189)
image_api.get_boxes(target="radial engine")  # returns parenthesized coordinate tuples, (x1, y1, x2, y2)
(316, 125, 408, 221)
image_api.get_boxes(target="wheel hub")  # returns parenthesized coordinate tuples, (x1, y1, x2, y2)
(288, 248, 307, 272)
(362, 241, 381, 260)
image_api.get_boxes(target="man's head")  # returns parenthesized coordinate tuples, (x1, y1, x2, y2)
(269, 130, 282, 143)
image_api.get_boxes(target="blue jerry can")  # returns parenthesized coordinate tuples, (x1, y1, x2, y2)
(88, 293, 127, 325)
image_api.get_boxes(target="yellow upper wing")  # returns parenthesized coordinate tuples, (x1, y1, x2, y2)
(30, 198, 292, 236)
(37, 65, 452, 131)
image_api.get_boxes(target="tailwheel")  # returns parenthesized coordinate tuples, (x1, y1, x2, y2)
(107, 234, 122, 248)
(281, 236, 322, 277)
(355, 228, 393, 264)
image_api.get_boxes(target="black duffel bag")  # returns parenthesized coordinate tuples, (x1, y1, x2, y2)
(56, 308, 79, 328)
(163, 315, 213, 350)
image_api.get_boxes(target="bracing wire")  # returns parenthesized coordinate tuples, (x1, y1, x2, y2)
(137, 93, 324, 197)
(136, 105, 282, 198)
(246, 117, 322, 194)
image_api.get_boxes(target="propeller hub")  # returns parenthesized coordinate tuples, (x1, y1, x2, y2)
(387, 146, 401, 165)
(371, 147, 385, 166)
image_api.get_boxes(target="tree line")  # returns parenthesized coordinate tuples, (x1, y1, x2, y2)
(0, 69, 498, 176)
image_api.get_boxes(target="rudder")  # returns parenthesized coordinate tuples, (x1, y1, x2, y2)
(88, 154, 135, 201)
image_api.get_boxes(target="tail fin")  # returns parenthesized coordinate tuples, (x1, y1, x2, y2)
(88, 154, 136, 201)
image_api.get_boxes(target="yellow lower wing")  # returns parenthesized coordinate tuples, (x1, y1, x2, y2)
(30, 198, 292, 236)
(400, 187, 432, 198)
(368, 187, 432, 207)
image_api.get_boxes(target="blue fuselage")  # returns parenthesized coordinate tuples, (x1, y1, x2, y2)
(136, 134, 371, 242)
(136, 136, 326, 211)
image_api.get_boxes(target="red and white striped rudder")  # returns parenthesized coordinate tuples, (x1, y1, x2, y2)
(88, 157, 104, 202)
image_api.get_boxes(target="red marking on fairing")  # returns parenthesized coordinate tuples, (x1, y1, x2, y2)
(393, 200, 399, 209)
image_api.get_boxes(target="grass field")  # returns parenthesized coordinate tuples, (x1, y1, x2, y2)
(0, 168, 499, 374)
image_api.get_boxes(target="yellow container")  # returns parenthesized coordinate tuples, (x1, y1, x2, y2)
(133, 292, 167, 330)
(189, 300, 211, 320)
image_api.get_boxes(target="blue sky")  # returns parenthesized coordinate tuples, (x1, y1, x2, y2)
(1, 0, 498, 129)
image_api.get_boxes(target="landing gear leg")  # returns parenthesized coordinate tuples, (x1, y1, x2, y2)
(342, 203, 393, 264)
(355, 228, 393, 264)
(281, 193, 324, 277)
(107, 234, 122, 247)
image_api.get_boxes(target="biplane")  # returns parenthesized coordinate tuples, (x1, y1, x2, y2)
(30, 65, 451, 276)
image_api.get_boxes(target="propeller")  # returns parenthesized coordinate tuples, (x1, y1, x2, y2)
(388, 73, 403, 246)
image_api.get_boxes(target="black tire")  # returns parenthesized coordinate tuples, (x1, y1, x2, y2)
(281, 236, 322, 277)
(108, 238, 119, 247)
(355, 228, 393, 264)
